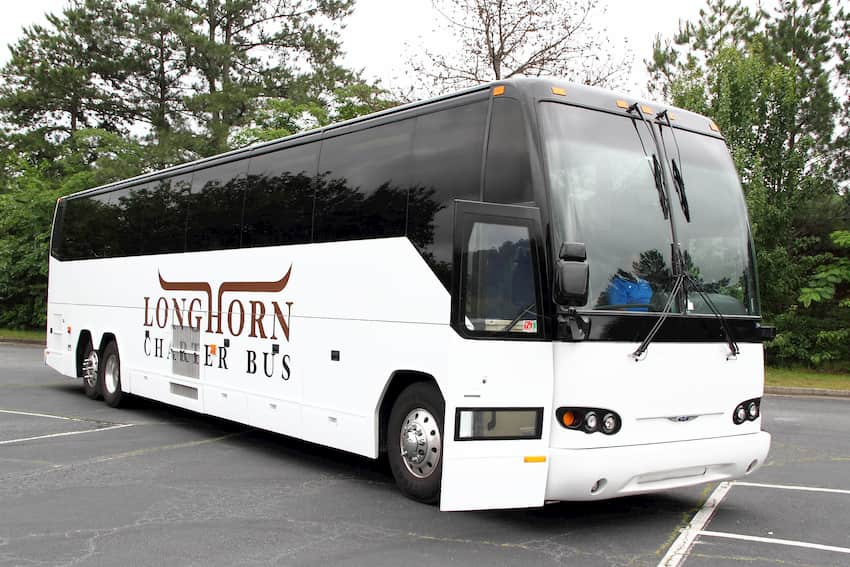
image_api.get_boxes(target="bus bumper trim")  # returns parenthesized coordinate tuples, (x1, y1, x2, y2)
(545, 431, 771, 501)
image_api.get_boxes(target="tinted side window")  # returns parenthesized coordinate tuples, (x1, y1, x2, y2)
(314, 120, 413, 242)
(121, 183, 153, 256)
(484, 98, 533, 204)
(410, 100, 489, 288)
(102, 188, 135, 257)
(50, 200, 66, 259)
(186, 160, 247, 252)
(146, 173, 192, 254)
(243, 143, 318, 247)
(60, 197, 100, 259)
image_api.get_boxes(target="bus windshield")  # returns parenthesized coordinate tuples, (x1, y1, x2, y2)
(540, 102, 760, 316)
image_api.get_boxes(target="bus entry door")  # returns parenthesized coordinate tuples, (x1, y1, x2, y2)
(439, 200, 555, 511)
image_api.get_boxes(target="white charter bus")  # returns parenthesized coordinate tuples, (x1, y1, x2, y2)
(45, 79, 771, 511)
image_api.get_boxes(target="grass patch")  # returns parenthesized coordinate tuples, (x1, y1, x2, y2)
(0, 328, 45, 342)
(766, 367, 850, 391)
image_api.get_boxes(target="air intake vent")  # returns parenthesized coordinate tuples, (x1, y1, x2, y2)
(170, 382, 198, 400)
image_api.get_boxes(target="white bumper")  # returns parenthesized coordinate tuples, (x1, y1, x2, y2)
(546, 431, 771, 501)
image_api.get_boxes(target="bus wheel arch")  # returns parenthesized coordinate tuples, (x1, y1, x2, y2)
(378, 371, 442, 455)
(382, 374, 445, 504)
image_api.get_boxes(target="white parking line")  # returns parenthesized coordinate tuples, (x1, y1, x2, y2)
(734, 481, 850, 495)
(0, 423, 134, 446)
(659, 479, 850, 566)
(0, 409, 96, 423)
(658, 481, 733, 567)
(699, 530, 850, 555)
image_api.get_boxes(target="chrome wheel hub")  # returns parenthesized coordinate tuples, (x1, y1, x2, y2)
(103, 354, 119, 395)
(83, 351, 98, 388)
(399, 408, 441, 479)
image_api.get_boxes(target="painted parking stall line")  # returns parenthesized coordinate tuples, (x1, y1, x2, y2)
(658, 481, 733, 567)
(661, 479, 850, 566)
(0, 423, 134, 446)
(697, 530, 850, 555)
(734, 481, 850, 495)
(0, 408, 134, 446)
(0, 408, 98, 422)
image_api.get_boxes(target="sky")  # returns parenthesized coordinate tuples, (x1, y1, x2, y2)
(0, 0, 753, 99)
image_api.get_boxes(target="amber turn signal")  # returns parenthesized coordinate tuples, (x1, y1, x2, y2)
(561, 410, 577, 427)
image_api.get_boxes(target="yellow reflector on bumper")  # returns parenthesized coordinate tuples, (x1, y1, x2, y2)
(524, 456, 546, 463)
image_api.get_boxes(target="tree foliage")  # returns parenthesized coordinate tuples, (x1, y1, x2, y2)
(648, 0, 850, 369)
(412, 0, 632, 93)
(0, 0, 396, 329)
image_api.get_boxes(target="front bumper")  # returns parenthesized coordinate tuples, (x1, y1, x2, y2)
(546, 431, 771, 501)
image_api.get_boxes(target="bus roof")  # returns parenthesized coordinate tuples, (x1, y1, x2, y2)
(61, 77, 723, 201)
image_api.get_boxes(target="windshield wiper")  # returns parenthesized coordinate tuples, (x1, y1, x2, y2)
(629, 110, 669, 219)
(631, 259, 740, 361)
(625, 102, 736, 360)
(657, 110, 691, 222)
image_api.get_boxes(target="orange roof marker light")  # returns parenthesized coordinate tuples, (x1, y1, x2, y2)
(616, 100, 629, 109)
(709, 120, 721, 132)
(551, 86, 567, 96)
(641, 104, 654, 114)
(492, 85, 505, 96)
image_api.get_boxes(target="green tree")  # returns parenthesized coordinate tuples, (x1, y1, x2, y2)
(174, 0, 354, 155)
(0, 0, 132, 164)
(123, 0, 197, 167)
(235, 81, 400, 146)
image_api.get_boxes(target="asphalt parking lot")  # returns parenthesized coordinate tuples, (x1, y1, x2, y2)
(1, 342, 848, 566)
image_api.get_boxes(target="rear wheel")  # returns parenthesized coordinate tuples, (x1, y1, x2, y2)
(100, 341, 125, 408)
(387, 382, 444, 504)
(80, 340, 100, 400)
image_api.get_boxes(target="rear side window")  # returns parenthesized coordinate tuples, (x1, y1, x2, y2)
(59, 197, 100, 259)
(314, 120, 413, 242)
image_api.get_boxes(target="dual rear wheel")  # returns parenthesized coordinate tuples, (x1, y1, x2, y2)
(79, 339, 125, 407)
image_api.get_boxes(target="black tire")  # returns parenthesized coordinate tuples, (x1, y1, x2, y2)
(80, 340, 100, 400)
(100, 341, 125, 408)
(387, 382, 445, 504)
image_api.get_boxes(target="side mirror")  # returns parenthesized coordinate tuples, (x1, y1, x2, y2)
(554, 242, 589, 306)
(559, 241, 586, 262)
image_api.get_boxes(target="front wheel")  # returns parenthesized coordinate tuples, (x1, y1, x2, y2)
(387, 382, 445, 504)
(100, 341, 125, 408)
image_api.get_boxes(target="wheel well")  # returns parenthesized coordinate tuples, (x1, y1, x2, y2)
(378, 370, 441, 455)
(98, 333, 117, 355)
(75, 330, 93, 377)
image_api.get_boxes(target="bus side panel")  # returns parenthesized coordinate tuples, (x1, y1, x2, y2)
(46, 238, 450, 460)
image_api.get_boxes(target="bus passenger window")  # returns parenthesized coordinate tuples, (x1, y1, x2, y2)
(463, 222, 538, 334)
(484, 98, 532, 205)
